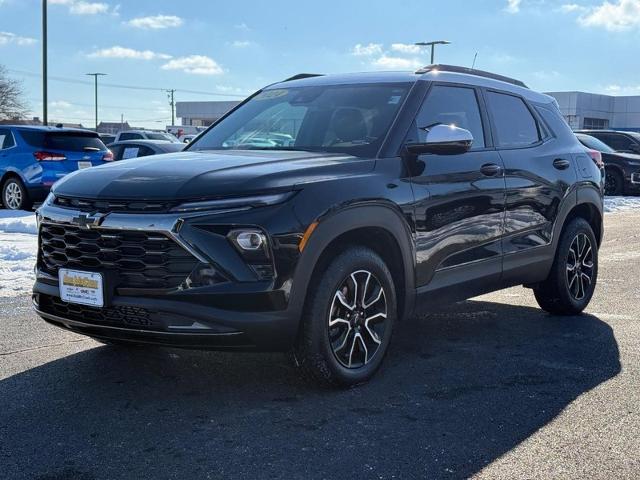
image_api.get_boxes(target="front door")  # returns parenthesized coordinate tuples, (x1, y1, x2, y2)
(406, 84, 506, 288)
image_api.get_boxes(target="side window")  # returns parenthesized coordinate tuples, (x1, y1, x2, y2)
(0, 129, 14, 149)
(119, 133, 142, 141)
(122, 146, 141, 159)
(109, 145, 123, 160)
(600, 134, 633, 152)
(487, 91, 540, 148)
(414, 85, 485, 149)
(136, 146, 155, 157)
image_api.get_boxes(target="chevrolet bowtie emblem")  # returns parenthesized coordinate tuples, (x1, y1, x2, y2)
(71, 213, 104, 230)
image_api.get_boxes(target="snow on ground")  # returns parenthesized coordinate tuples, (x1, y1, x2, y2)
(0, 196, 638, 298)
(603, 196, 640, 213)
(0, 211, 37, 298)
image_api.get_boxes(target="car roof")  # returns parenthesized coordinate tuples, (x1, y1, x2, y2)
(108, 139, 180, 147)
(576, 130, 636, 134)
(5, 125, 98, 135)
(268, 68, 553, 104)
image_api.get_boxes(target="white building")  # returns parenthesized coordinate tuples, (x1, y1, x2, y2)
(176, 101, 242, 127)
(546, 91, 640, 132)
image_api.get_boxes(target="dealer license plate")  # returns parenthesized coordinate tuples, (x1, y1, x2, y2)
(58, 269, 104, 307)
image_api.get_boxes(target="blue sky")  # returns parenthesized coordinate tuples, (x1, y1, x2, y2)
(1, 0, 640, 128)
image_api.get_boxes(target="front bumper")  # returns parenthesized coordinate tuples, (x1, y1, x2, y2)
(33, 202, 302, 350)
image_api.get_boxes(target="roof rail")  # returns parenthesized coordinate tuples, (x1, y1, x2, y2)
(282, 73, 324, 82)
(416, 64, 528, 89)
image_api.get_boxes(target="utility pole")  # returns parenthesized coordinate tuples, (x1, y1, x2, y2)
(42, 0, 47, 126)
(414, 40, 451, 65)
(86, 73, 107, 131)
(166, 89, 176, 126)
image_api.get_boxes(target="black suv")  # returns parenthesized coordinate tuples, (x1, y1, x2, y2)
(34, 66, 604, 386)
(575, 133, 640, 195)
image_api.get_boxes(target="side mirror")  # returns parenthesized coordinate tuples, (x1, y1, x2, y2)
(406, 124, 473, 155)
(629, 143, 640, 154)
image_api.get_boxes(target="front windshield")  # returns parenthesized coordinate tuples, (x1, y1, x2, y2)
(188, 83, 411, 157)
(577, 134, 614, 153)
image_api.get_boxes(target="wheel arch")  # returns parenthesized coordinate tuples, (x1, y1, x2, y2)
(289, 203, 416, 325)
(556, 186, 604, 248)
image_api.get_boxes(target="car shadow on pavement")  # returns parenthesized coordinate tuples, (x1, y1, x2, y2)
(1, 300, 620, 480)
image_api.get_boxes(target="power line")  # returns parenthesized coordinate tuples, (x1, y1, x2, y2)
(8, 68, 250, 98)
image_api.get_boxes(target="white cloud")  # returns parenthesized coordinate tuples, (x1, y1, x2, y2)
(0, 31, 37, 46)
(50, 0, 113, 15)
(230, 40, 254, 48)
(50, 100, 72, 109)
(125, 15, 183, 29)
(372, 55, 423, 70)
(390, 43, 421, 54)
(577, 0, 640, 30)
(505, 0, 522, 13)
(558, 3, 586, 13)
(161, 55, 224, 75)
(87, 46, 172, 60)
(234, 22, 250, 31)
(351, 43, 383, 56)
(604, 84, 640, 94)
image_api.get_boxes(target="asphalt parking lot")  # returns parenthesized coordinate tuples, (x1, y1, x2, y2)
(1, 211, 638, 480)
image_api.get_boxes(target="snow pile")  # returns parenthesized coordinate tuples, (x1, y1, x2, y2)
(604, 196, 640, 213)
(0, 211, 37, 298)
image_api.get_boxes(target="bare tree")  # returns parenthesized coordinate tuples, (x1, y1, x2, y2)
(0, 65, 28, 121)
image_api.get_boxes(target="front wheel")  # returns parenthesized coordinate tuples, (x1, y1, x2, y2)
(534, 217, 598, 315)
(294, 247, 397, 387)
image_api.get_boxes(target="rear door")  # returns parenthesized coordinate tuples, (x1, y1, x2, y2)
(484, 90, 578, 279)
(408, 84, 506, 288)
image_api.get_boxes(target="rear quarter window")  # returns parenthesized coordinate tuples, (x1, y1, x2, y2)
(20, 131, 106, 152)
(486, 91, 540, 148)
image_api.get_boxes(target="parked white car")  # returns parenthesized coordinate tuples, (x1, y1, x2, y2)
(114, 130, 179, 143)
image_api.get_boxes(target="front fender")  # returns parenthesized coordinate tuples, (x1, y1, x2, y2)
(287, 203, 416, 323)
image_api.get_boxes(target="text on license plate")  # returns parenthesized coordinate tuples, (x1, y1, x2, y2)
(58, 269, 104, 307)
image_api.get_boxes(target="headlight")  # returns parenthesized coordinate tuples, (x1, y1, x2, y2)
(170, 191, 296, 213)
(228, 228, 274, 280)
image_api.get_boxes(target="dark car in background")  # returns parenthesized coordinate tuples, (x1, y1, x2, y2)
(107, 140, 184, 161)
(0, 126, 111, 210)
(34, 66, 604, 386)
(576, 133, 640, 195)
(99, 133, 116, 145)
(576, 129, 640, 155)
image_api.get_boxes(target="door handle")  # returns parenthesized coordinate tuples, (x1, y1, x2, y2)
(553, 158, 571, 170)
(480, 163, 502, 177)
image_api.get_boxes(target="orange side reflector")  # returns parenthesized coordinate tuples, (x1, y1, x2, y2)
(298, 221, 319, 252)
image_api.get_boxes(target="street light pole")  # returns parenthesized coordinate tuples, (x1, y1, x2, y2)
(414, 40, 451, 65)
(42, 0, 47, 126)
(86, 73, 106, 131)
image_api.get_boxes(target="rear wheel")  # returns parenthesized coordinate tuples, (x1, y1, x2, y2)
(294, 247, 396, 387)
(2, 177, 32, 211)
(534, 217, 598, 315)
(604, 168, 624, 196)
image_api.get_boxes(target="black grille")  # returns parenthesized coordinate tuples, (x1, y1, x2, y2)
(39, 294, 157, 328)
(54, 196, 176, 213)
(39, 223, 198, 290)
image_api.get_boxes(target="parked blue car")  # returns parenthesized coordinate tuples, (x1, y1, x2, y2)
(0, 126, 111, 210)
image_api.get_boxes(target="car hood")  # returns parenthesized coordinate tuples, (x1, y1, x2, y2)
(601, 151, 640, 161)
(53, 150, 375, 200)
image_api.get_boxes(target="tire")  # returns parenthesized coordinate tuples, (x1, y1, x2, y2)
(534, 217, 598, 315)
(294, 247, 397, 387)
(604, 168, 624, 196)
(2, 177, 32, 211)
